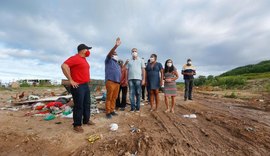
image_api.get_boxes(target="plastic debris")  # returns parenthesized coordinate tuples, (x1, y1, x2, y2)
(62, 106, 72, 115)
(130, 127, 141, 133)
(32, 102, 45, 110)
(245, 127, 255, 132)
(182, 114, 197, 119)
(61, 112, 73, 118)
(28, 95, 40, 100)
(110, 123, 118, 131)
(87, 134, 101, 143)
(0, 106, 19, 111)
(44, 114, 56, 121)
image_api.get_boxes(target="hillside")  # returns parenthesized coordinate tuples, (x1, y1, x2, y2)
(220, 60, 270, 77)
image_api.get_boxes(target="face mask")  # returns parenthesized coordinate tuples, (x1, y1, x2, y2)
(187, 61, 192, 65)
(85, 50, 90, 57)
(150, 57, 155, 63)
(132, 52, 138, 57)
(112, 55, 118, 61)
(167, 63, 172, 67)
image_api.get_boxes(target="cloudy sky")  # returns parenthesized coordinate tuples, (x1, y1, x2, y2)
(0, 0, 270, 83)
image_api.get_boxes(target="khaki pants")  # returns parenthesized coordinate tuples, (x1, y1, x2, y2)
(105, 80, 120, 114)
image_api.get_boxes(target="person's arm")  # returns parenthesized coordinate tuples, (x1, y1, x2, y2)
(61, 63, 79, 88)
(126, 68, 129, 84)
(145, 69, 148, 86)
(160, 64, 164, 86)
(107, 37, 121, 58)
(142, 68, 146, 85)
(173, 70, 179, 81)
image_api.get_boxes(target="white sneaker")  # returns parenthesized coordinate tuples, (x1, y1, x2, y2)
(141, 102, 145, 106)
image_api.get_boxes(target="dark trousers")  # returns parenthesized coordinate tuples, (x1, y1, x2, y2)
(70, 83, 90, 127)
(184, 79, 194, 99)
(141, 85, 146, 100)
(116, 86, 128, 108)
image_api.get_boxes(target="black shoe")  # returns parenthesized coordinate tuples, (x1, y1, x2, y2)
(111, 111, 118, 116)
(130, 109, 135, 112)
(120, 108, 125, 111)
(106, 114, 112, 119)
(184, 98, 187, 101)
(188, 98, 193, 100)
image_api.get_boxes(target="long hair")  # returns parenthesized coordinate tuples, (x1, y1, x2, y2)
(164, 59, 175, 73)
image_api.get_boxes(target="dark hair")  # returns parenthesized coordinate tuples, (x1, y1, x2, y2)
(151, 54, 157, 60)
(164, 59, 175, 73)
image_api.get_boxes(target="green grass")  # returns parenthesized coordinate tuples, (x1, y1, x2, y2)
(219, 72, 270, 80)
(264, 83, 270, 92)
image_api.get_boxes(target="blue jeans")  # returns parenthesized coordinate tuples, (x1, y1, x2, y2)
(70, 83, 90, 126)
(129, 79, 142, 111)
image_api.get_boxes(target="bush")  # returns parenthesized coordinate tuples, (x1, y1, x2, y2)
(20, 83, 30, 87)
(212, 76, 246, 89)
(194, 76, 207, 86)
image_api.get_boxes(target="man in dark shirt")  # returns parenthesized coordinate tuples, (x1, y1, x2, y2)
(105, 37, 121, 119)
(182, 58, 196, 101)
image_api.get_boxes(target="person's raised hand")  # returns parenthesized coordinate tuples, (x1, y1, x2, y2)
(116, 37, 121, 46)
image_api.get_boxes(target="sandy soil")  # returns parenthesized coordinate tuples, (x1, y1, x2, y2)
(0, 87, 269, 156)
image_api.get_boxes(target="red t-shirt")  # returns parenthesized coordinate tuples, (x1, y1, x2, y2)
(64, 54, 90, 84)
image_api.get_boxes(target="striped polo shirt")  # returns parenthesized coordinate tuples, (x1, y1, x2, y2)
(182, 64, 196, 80)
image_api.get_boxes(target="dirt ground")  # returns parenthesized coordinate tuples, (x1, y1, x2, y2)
(0, 87, 269, 156)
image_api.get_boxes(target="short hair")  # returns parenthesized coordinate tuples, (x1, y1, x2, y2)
(151, 54, 157, 59)
(131, 48, 137, 52)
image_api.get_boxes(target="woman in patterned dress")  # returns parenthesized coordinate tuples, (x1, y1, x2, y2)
(163, 59, 179, 113)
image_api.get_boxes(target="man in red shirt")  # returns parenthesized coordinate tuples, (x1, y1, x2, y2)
(61, 44, 95, 133)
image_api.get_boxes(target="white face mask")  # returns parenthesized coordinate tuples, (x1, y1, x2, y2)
(167, 63, 172, 67)
(132, 52, 138, 57)
(112, 55, 118, 61)
(187, 61, 192, 65)
(150, 57, 155, 63)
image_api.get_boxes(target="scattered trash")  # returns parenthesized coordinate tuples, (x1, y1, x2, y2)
(0, 106, 19, 111)
(56, 97, 70, 104)
(245, 127, 255, 132)
(32, 102, 45, 110)
(110, 123, 118, 131)
(61, 112, 73, 118)
(21, 105, 32, 110)
(44, 114, 56, 121)
(182, 114, 197, 119)
(102, 92, 106, 101)
(62, 106, 72, 115)
(45, 101, 64, 109)
(28, 95, 40, 100)
(87, 134, 101, 143)
(129, 125, 141, 133)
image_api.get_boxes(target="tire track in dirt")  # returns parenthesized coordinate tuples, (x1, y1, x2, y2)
(152, 111, 210, 155)
(179, 94, 270, 155)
